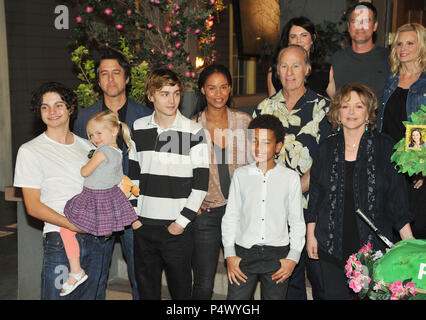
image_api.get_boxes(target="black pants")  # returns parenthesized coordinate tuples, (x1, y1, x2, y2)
(133, 223, 193, 300)
(227, 245, 290, 300)
(286, 248, 325, 300)
(192, 206, 226, 300)
(319, 257, 354, 300)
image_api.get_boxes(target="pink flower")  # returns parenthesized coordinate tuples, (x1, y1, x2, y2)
(164, 25, 172, 33)
(194, 28, 201, 35)
(76, 16, 82, 23)
(167, 63, 174, 70)
(209, 0, 216, 5)
(184, 70, 191, 78)
(349, 278, 363, 293)
(147, 23, 153, 29)
(167, 50, 174, 58)
(126, 9, 132, 16)
(187, 27, 192, 33)
(175, 20, 181, 25)
(151, 48, 156, 54)
(174, 41, 182, 49)
(191, 72, 196, 78)
(186, 56, 191, 63)
(405, 282, 417, 296)
(104, 8, 112, 15)
(85, 6, 93, 13)
(171, 31, 179, 37)
(115, 24, 123, 30)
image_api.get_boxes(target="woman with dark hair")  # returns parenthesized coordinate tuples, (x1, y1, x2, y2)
(267, 16, 334, 98)
(306, 83, 414, 299)
(191, 64, 252, 299)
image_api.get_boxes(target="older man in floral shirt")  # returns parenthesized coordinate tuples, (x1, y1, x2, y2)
(254, 45, 332, 300)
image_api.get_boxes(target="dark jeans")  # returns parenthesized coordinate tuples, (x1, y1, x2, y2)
(227, 244, 290, 300)
(133, 223, 193, 300)
(192, 205, 226, 300)
(286, 248, 325, 300)
(41, 232, 112, 300)
(95, 227, 139, 300)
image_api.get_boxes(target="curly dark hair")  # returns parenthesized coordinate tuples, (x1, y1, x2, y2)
(194, 64, 233, 118)
(248, 114, 286, 143)
(30, 82, 78, 119)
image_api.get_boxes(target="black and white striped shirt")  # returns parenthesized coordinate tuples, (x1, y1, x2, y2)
(129, 110, 209, 228)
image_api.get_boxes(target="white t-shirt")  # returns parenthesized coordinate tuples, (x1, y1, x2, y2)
(14, 133, 92, 234)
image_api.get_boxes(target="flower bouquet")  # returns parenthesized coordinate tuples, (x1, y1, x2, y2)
(345, 243, 419, 300)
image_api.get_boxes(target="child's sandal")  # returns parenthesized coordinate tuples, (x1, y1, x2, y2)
(59, 269, 88, 297)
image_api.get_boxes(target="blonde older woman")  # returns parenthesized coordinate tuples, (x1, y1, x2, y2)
(380, 23, 426, 239)
(306, 83, 414, 300)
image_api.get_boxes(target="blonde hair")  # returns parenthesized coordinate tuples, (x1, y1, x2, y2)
(86, 110, 131, 149)
(328, 83, 377, 132)
(390, 23, 426, 77)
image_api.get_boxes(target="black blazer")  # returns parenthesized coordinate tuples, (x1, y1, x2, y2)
(306, 131, 413, 259)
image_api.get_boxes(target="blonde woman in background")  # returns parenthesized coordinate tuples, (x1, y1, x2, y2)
(380, 23, 426, 239)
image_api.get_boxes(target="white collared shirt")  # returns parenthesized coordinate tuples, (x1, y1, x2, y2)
(222, 162, 306, 263)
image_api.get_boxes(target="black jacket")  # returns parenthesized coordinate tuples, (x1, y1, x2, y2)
(306, 131, 413, 260)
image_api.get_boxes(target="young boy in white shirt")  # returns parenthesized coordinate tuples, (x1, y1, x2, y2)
(221, 114, 306, 300)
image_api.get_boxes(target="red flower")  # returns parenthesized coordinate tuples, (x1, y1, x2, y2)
(174, 41, 182, 49)
(167, 50, 174, 58)
(104, 8, 112, 15)
(184, 70, 191, 78)
(186, 56, 191, 63)
(209, 0, 216, 5)
(126, 9, 132, 16)
(115, 24, 123, 30)
(164, 25, 172, 33)
(147, 23, 153, 29)
(85, 6, 93, 13)
(171, 31, 179, 37)
(194, 28, 201, 35)
(76, 16, 82, 23)
(167, 63, 174, 70)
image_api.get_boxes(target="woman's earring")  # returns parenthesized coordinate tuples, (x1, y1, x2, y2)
(337, 120, 341, 132)
(365, 119, 369, 132)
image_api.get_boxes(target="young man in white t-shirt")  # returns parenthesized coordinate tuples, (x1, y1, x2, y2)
(14, 82, 112, 299)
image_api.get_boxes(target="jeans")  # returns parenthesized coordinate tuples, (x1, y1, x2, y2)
(41, 232, 112, 300)
(192, 206, 226, 300)
(286, 248, 325, 300)
(95, 227, 139, 300)
(134, 223, 193, 300)
(227, 245, 290, 300)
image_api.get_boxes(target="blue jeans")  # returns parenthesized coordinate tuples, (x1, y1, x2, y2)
(41, 232, 112, 300)
(191, 205, 225, 300)
(227, 245, 290, 300)
(95, 227, 139, 300)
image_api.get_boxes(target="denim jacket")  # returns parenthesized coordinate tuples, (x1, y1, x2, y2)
(379, 72, 426, 131)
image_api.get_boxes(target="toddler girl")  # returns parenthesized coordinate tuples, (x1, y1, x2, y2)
(59, 110, 138, 296)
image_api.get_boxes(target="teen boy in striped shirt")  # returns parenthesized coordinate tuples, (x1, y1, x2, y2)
(128, 68, 209, 299)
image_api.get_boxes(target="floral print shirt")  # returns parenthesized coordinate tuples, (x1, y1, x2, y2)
(254, 88, 332, 208)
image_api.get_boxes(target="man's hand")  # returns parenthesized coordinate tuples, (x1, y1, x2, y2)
(167, 222, 184, 235)
(132, 220, 142, 230)
(271, 259, 297, 284)
(226, 256, 247, 285)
